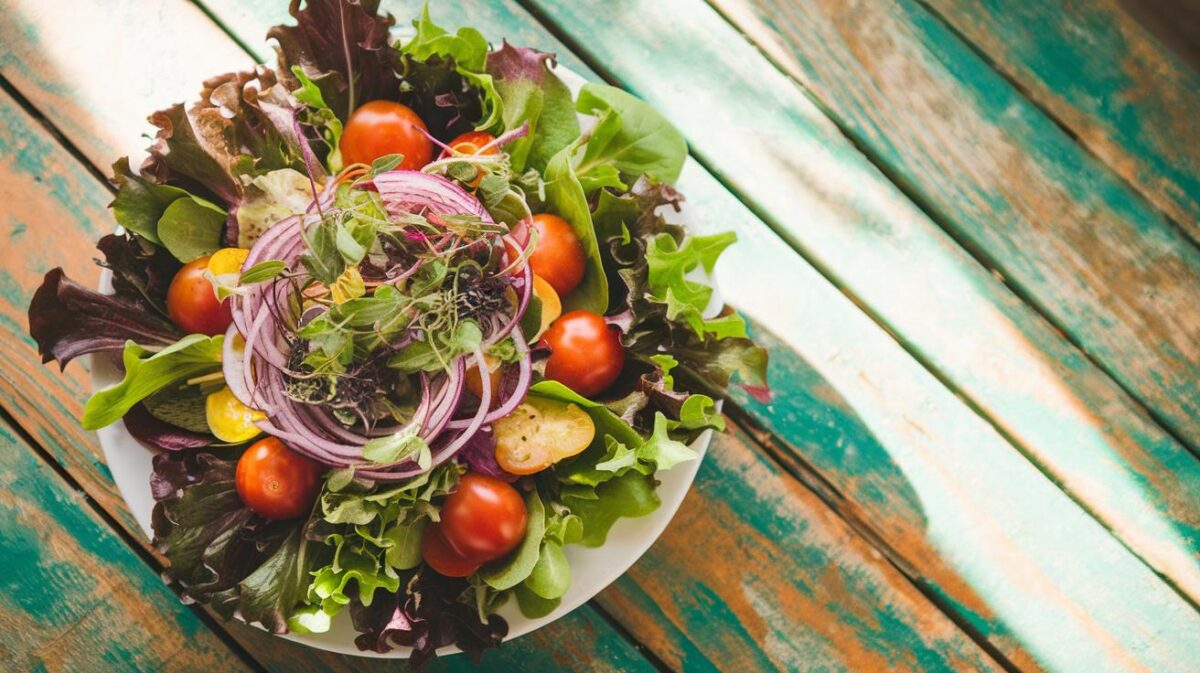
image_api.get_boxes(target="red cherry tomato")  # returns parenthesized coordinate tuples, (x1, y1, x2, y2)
(235, 437, 323, 520)
(421, 524, 482, 577)
(167, 256, 232, 336)
(543, 310, 625, 397)
(339, 100, 433, 170)
(439, 474, 528, 562)
(438, 131, 498, 159)
(527, 214, 586, 297)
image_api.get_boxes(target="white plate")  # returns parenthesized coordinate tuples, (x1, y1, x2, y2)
(94, 64, 714, 658)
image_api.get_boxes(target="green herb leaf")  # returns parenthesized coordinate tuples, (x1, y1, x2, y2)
(157, 197, 227, 263)
(637, 412, 698, 471)
(515, 584, 560, 619)
(524, 539, 570, 600)
(382, 518, 428, 570)
(574, 83, 687, 188)
(480, 489, 546, 590)
(239, 260, 288, 285)
(362, 425, 431, 467)
(82, 334, 223, 429)
(543, 145, 608, 313)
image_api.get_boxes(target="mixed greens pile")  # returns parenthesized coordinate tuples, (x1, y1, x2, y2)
(28, 0, 767, 665)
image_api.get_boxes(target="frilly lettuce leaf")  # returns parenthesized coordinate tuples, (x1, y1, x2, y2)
(269, 0, 396, 123)
(351, 570, 507, 666)
(398, 5, 500, 135)
(29, 233, 183, 369)
(486, 41, 580, 173)
(151, 450, 329, 634)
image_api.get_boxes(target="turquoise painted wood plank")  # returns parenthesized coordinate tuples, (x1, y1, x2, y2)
(528, 0, 1200, 621)
(0, 418, 254, 672)
(0, 6, 1000, 670)
(922, 0, 1200, 243)
(705, 0, 1200, 455)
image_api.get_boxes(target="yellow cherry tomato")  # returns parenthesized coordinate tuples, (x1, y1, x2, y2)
(207, 247, 250, 276)
(493, 396, 595, 475)
(531, 274, 561, 340)
(206, 386, 265, 443)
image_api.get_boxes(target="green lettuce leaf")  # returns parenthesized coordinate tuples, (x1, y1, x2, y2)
(543, 144, 608, 313)
(398, 6, 501, 135)
(109, 158, 187, 244)
(574, 83, 687, 190)
(157, 196, 227, 263)
(562, 470, 661, 547)
(486, 41, 580, 173)
(82, 334, 224, 429)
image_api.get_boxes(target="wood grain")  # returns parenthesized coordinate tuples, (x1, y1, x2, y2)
(0, 417, 253, 672)
(704, 0, 1200, 455)
(922, 0, 1200, 242)
(0, 3, 1007, 670)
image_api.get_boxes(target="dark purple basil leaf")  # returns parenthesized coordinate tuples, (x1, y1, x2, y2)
(95, 232, 180, 313)
(351, 571, 506, 666)
(124, 403, 213, 451)
(457, 427, 518, 483)
(28, 268, 181, 369)
(269, 0, 397, 122)
(151, 450, 320, 628)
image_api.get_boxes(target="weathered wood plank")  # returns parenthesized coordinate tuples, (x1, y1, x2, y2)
(599, 423, 1002, 673)
(702, 0, 1200, 454)
(209, 1, 1200, 669)
(922, 0, 1200, 243)
(0, 418, 254, 672)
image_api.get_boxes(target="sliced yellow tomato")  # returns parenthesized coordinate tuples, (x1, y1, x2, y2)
(206, 386, 265, 443)
(208, 247, 250, 275)
(465, 354, 502, 400)
(531, 274, 561, 340)
(494, 396, 595, 475)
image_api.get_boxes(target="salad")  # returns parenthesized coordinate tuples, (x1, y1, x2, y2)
(28, 0, 768, 665)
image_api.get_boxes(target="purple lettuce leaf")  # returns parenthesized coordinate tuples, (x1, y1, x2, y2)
(351, 570, 507, 667)
(95, 232, 179, 314)
(124, 403, 214, 451)
(456, 427, 518, 483)
(151, 450, 328, 633)
(28, 268, 181, 369)
(485, 40, 579, 173)
(269, 0, 397, 122)
(140, 67, 316, 212)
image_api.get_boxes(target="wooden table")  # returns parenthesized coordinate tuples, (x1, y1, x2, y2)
(2, 1, 1198, 670)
